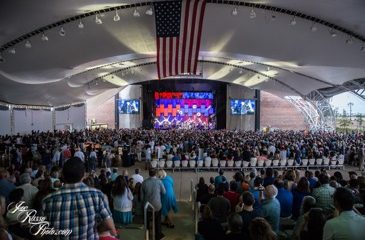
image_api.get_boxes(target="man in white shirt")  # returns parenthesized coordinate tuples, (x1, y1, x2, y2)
(17, 173, 38, 208)
(131, 169, 144, 186)
(52, 148, 61, 167)
(323, 187, 365, 240)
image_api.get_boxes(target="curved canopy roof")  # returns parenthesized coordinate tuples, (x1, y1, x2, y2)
(1, 0, 365, 106)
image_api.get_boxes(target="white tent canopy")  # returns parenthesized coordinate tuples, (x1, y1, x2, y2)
(1, 0, 365, 106)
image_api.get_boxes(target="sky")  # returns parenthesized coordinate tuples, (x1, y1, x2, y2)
(330, 92, 365, 115)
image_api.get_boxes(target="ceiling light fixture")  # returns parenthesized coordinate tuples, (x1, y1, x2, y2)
(78, 20, 84, 29)
(290, 16, 296, 26)
(329, 28, 337, 37)
(232, 7, 238, 16)
(25, 40, 32, 48)
(133, 8, 140, 17)
(146, 7, 153, 16)
(345, 37, 353, 44)
(310, 23, 317, 32)
(249, 8, 256, 19)
(59, 27, 66, 37)
(114, 10, 120, 21)
(95, 14, 103, 24)
(8, 48, 16, 54)
(41, 33, 49, 41)
(239, 69, 243, 74)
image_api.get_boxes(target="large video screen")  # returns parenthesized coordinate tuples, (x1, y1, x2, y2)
(154, 92, 215, 129)
(230, 99, 256, 115)
(118, 99, 140, 114)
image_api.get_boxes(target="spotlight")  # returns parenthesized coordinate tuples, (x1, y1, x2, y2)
(239, 69, 243, 74)
(271, 14, 276, 21)
(290, 17, 296, 26)
(25, 40, 32, 48)
(41, 33, 49, 41)
(361, 46, 365, 52)
(266, 66, 271, 71)
(59, 27, 66, 37)
(145, 7, 153, 16)
(232, 7, 238, 16)
(114, 10, 120, 21)
(329, 28, 337, 37)
(78, 20, 84, 29)
(133, 9, 140, 17)
(0, 53, 4, 63)
(8, 48, 16, 54)
(95, 14, 103, 24)
(310, 23, 317, 32)
(345, 37, 353, 44)
(249, 8, 256, 19)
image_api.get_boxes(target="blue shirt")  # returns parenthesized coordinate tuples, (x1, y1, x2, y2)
(276, 187, 293, 218)
(262, 198, 281, 233)
(292, 190, 309, 219)
(250, 189, 262, 210)
(308, 177, 317, 189)
(0, 179, 16, 202)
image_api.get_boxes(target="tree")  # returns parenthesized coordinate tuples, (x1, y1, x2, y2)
(342, 109, 347, 118)
(338, 118, 352, 132)
(356, 114, 364, 131)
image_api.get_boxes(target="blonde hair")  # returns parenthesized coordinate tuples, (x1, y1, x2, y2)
(157, 169, 167, 179)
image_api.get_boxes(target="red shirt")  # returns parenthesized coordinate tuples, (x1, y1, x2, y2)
(223, 191, 240, 211)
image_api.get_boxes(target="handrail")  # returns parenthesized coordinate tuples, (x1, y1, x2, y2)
(189, 179, 194, 202)
(195, 201, 200, 235)
(144, 202, 155, 240)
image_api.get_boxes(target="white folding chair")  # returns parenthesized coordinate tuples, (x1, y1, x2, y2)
(220, 160, 227, 167)
(158, 160, 165, 168)
(189, 160, 196, 168)
(273, 160, 279, 167)
(181, 160, 188, 167)
(197, 160, 204, 167)
(250, 158, 257, 167)
(323, 158, 330, 166)
(265, 160, 272, 167)
(174, 160, 181, 168)
(302, 159, 308, 166)
(227, 160, 234, 167)
(235, 161, 242, 168)
(166, 160, 173, 168)
(212, 158, 219, 167)
(316, 158, 323, 166)
(280, 159, 287, 167)
(242, 161, 249, 168)
(204, 157, 212, 168)
(257, 160, 264, 167)
(287, 159, 294, 166)
(151, 160, 158, 168)
(309, 159, 316, 166)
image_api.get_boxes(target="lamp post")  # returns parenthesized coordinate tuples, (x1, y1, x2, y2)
(348, 102, 354, 121)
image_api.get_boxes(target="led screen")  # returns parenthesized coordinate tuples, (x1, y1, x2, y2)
(154, 92, 215, 129)
(230, 99, 255, 115)
(118, 99, 140, 114)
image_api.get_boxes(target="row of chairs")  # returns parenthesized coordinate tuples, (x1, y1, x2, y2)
(150, 157, 345, 170)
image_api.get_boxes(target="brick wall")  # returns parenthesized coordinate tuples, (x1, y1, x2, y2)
(260, 91, 308, 130)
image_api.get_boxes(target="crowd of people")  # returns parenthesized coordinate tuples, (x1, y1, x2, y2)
(196, 168, 365, 240)
(0, 128, 364, 240)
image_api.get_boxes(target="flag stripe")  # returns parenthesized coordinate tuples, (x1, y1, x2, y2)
(169, 37, 173, 76)
(193, 0, 206, 73)
(157, 37, 161, 79)
(187, 0, 199, 73)
(175, 38, 180, 76)
(180, 0, 191, 74)
(163, 37, 166, 78)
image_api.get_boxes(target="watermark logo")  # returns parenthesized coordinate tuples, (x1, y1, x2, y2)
(7, 201, 72, 237)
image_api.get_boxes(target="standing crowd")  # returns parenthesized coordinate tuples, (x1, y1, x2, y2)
(0, 128, 364, 240)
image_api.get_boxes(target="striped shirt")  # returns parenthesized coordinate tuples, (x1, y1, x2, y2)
(42, 182, 112, 239)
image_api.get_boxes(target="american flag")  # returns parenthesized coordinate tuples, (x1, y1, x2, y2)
(154, 0, 207, 79)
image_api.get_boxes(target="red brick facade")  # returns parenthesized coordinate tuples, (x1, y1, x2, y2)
(260, 91, 308, 130)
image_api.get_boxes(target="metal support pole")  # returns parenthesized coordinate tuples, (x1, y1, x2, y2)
(144, 202, 155, 240)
